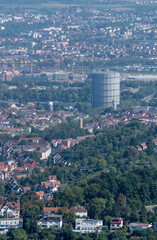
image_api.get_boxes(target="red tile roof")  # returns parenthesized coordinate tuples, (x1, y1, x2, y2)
(48, 175, 57, 181)
(43, 207, 60, 214)
(111, 217, 123, 224)
(70, 205, 87, 212)
(23, 186, 31, 193)
(0, 202, 20, 211)
(36, 191, 44, 196)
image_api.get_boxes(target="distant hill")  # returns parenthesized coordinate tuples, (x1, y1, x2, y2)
(0, 0, 130, 5)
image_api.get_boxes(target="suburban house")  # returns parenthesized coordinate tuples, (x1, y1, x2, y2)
(129, 223, 152, 233)
(0, 218, 23, 234)
(37, 206, 63, 229)
(36, 191, 45, 200)
(140, 143, 147, 150)
(110, 217, 123, 231)
(0, 202, 20, 218)
(37, 215, 62, 229)
(43, 207, 60, 218)
(42, 193, 53, 201)
(0, 201, 22, 233)
(136, 145, 142, 151)
(40, 176, 61, 193)
(136, 143, 147, 151)
(70, 206, 88, 217)
(48, 175, 57, 182)
(74, 218, 103, 233)
(41, 181, 61, 193)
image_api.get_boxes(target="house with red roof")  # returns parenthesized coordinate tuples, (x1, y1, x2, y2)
(36, 191, 45, 200)
(70, 206, 88, 217)
(41, 181, 61, 193)
(0, 202, 20, 219)
(43, 207, 60, 218)
(140, 143, 147, 150)
(22, 186, 31, 194)
(110, 217, 123, 231)
(48, 175, 57, 182)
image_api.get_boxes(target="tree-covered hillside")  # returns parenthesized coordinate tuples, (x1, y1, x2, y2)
(18, 121, 157, 187)
(4, 168, 157, 240)
(53, 168, 157, 219)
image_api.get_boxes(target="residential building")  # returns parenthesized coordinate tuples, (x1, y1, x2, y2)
(0, 202, 20, 219)
(129, 223, 152, 233)
(43, 207, 60, 218)
(40, 145, 51, 160)
(37, 215, 62, 229)
(140, 143, 147, 150)
(0, 218, 23, 234)
(110, 217, 123, 231)
(70, 206, 88, 217)
(22, 186, 31, 194)
(75, 218, 103, 233)
(48, 175, 57, 182)
(36, 191, 45, 200)
(41, 179, 61, 193)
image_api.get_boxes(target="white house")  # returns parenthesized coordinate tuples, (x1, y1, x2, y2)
(0, 202, 20, 219)
(37, 215, 62, 229)
(70, 206, 88, 217)
(74, 218, 103, 233)
(129, 223, 152, 233)
(0, 218, 23, 233)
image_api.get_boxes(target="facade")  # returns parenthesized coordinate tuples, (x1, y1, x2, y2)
(37, 215, 62, 229)
(75, 218, 103, 233)
(40, 145, 51, 160)
(110, 217, 123, 231)
(53, 72, 70, 81)
(0, 218, 23, 234)
(70, 206, 88, 217)
(129, 223, 152, 233)
(92, 70, 120, 109)
(0, 202, 20, 219)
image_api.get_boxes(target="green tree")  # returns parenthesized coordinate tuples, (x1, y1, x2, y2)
(23, 205, 41, 234)
(9, 229, 28, 240)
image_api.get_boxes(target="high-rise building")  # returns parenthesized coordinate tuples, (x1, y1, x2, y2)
(92, 70, 120, 109)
